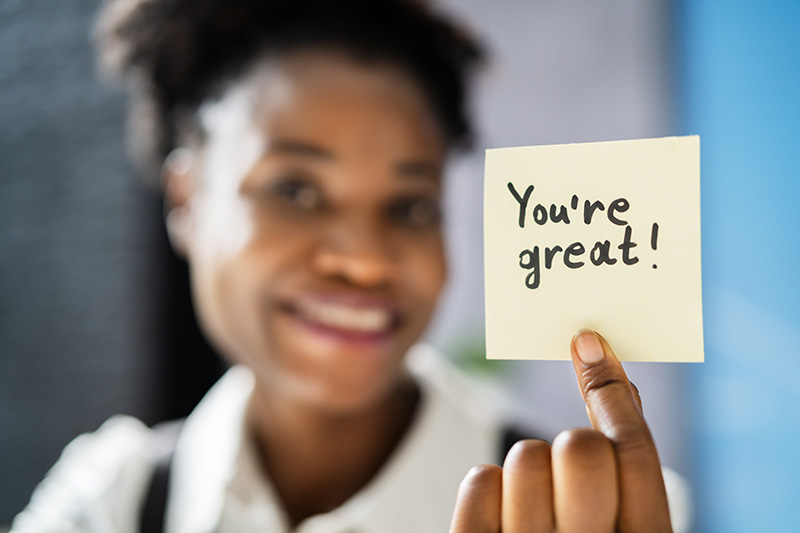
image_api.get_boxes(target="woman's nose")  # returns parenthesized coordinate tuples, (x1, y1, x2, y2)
(312, 220, 398, 288)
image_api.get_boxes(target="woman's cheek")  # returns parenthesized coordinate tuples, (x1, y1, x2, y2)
(402, 233, 447, 305)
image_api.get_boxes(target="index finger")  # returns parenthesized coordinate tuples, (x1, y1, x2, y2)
(570, 329, 671, 532)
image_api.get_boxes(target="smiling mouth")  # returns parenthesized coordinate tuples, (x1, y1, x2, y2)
(288, 298, 399, 338)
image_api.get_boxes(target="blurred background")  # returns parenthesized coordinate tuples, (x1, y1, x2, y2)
(1, 0, 798, 530)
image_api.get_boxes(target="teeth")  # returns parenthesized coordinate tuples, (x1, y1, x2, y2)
(298, 301, 393, 333)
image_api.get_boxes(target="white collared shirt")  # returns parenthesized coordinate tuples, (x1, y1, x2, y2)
(11, 345, 691, 532)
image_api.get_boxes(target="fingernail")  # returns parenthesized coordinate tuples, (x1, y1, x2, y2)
(574, 330, 605, 364)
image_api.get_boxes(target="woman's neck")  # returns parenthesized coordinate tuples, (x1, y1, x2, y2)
(247, 377, 421, 527)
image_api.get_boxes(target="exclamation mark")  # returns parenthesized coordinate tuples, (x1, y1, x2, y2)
(651, 223, 659, 269)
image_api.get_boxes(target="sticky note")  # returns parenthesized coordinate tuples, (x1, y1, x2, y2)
(483, 136, 703, 362)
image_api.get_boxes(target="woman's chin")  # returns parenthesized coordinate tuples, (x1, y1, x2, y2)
(265, 310, 414, 409)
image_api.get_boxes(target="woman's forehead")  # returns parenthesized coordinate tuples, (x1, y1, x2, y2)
(196, 50, 446, 157)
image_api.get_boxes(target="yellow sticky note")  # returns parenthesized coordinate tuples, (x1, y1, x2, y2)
(484, 136, 703, 362)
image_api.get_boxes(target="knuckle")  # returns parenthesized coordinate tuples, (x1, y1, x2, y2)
(552, 428, 614, 469)
(504, 439, 551, 469)
(460, 464, 502, 490)
(553, 427, 608, 450)
(580, 363, 628, 398)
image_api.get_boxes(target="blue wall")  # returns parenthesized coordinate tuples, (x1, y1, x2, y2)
(680, 1, 800, 531)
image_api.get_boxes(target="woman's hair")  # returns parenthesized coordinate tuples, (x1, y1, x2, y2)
(95, 0, 485, 184)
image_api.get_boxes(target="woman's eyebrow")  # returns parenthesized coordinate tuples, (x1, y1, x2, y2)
(266, 140, 439, 179)
(395, 160, 442, 180)
(269, 139, 334, 160)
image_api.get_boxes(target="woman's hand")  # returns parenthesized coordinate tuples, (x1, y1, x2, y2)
(450, 330, 672, 532)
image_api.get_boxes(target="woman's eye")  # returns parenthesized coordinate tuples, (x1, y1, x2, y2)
(270, 179, 322, 211)
(389, 197, 442, 228)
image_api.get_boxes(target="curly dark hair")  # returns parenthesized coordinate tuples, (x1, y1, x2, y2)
(95, 0, 485, 184)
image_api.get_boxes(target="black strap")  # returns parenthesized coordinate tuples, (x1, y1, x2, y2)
(139, 419, 184, 533)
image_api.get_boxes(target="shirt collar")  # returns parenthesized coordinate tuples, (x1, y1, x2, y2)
(167, 345, 501, 533)
(166, 365, 256, 533)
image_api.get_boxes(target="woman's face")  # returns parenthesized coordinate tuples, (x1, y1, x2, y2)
(176, 51, 447, 413)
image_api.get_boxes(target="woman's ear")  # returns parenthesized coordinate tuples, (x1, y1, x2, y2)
(162, 148, 195, 258)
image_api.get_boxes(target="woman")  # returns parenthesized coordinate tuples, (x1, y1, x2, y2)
(12, 0, 681, 531)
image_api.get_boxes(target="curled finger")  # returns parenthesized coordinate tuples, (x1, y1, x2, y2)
(450, 464, 502, 533)
(501, 439, 554, 532)
(551, 428, 617, 533)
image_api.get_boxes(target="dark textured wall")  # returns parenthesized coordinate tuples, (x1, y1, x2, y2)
(1, 0, 155, 521)
(0, 0, 223, 523)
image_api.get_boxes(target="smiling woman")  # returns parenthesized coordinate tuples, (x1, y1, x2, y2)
(162, 51, 454, 525)
(10, 1, 687, 532)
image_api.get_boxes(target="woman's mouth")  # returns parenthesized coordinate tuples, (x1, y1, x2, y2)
(283, 297, 400, 341)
